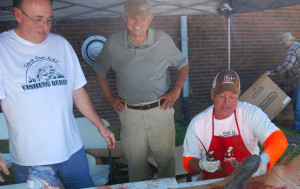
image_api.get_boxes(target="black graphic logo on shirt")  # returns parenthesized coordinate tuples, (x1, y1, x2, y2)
(222, 130, 238, 137)
(22, 56, 67, 91)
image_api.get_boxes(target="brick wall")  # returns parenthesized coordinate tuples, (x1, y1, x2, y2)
(0, 5, 299, 129)
(187, 6, 300, 119)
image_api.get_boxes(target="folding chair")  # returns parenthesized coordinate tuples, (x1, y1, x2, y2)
(75, 117, 113, 186)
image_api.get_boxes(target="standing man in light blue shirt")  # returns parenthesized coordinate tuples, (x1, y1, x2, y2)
(93, 0, 189, 182)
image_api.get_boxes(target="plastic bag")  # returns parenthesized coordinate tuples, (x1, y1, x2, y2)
(27, 165, 59, 189)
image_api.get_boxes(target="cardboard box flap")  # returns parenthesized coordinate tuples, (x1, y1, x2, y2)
(239, 74, 268, 101)
(239, 74, 291, 120)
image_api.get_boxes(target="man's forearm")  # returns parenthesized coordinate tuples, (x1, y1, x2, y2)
(271, 54, 295, 75)
(174, 63, 189, 91)
(188, 157, 202, 173)
(73, 87, 105, 129)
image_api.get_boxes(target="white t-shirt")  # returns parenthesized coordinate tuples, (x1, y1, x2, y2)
(0, 30, 87, 166)
(183, 101, 279, 159)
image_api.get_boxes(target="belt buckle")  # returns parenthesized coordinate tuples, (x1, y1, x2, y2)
(138, 105, 144, 110)
(137, 103, 145, 110)
(138, 102, 153, 110)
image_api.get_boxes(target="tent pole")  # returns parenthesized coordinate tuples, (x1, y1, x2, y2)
(181, 15, 192, 183)
(228, 15, 231, 70)
(180, 16, 190, 126)
(219, 2, 233, 70)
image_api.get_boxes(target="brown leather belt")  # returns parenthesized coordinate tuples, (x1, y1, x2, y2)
(126, 99, 165, 110)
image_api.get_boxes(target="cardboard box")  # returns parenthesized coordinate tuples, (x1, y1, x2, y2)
(239, 74, 291, 120)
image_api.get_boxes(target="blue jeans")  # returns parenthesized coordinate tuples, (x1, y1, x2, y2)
(293, 84, 300, 130)
(13, 147, 94, 189)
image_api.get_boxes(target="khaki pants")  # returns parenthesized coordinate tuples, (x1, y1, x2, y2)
(119, 106, 176, 182)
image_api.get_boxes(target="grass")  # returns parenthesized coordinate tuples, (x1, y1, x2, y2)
(278, 124, 300, 134)
(0, 123, 299, 186)
(175, 124, 188, 146)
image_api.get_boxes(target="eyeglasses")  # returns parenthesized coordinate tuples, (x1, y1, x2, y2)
(127, 15, 150, 23)
(216, 95, 238, 103)
(19, 8, 53, 26)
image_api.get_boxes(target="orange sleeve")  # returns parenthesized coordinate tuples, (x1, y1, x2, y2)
(183, 156, 196, 173)
(262, 130, 288, 169)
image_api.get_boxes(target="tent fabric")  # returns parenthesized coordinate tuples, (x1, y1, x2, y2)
(230, 0, 300, 13)
(0, 0, 299, 21)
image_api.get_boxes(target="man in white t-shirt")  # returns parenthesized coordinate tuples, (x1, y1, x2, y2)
(0, 0, 115, 188)
(183, 70, 288, 180)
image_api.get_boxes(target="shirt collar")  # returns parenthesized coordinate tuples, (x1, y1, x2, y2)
(123, 28, 155, 49)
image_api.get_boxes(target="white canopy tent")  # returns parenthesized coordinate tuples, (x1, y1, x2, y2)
(0, 0, 299, 21)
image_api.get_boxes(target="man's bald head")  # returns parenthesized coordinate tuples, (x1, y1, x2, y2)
(13, 0, 52, 9)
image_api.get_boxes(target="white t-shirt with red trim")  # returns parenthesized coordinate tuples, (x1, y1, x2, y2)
(183, 101, 279, 159)
(0, 30, 86, 166)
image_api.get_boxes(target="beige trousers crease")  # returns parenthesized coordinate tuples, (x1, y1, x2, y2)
(119, 106, 176, 182)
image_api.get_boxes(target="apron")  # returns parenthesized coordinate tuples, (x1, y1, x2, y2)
(202, 110, 252, 180)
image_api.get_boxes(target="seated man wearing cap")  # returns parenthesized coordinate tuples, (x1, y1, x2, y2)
(183, 70, 288, 180)
(266, 32, 300, 130)
(93, 0, 189, 182)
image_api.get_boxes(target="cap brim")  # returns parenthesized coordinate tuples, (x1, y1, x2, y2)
(214, 87, 240, 95)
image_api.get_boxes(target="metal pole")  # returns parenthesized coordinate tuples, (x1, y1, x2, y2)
(180, 16, 191, 126)
(228, 15, 231, 70)
(109, 149, 113, 184)
(181, 15, 192, 182)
